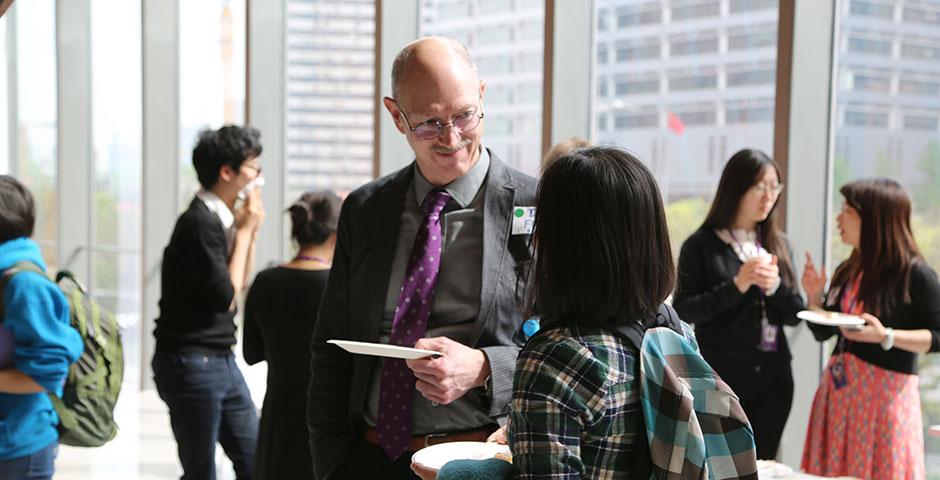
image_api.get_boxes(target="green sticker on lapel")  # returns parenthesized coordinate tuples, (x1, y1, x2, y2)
(514, 207, 525, 218)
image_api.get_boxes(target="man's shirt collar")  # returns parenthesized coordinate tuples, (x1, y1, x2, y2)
(196, 189, 235, 230)
(414, 146, 490, 209)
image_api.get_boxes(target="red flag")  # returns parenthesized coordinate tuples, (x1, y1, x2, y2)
(667, 111, 685, 136)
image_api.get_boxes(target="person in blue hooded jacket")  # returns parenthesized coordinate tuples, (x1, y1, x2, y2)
(0, 175, 83, 480)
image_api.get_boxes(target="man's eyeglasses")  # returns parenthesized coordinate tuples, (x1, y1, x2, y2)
(394, 100, 485, 141)
(241, 163, 262, 175)
(752, 183, 784, 196)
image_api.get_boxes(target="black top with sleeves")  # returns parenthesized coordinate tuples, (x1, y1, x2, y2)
(243, 266, 330, 480)
(673, 228, 805, 367)
(154, 198, 237, 354)
(808, 260, 940, 375)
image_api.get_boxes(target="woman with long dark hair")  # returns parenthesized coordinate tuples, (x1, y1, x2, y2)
(673, 148, 804, 460)
(801, 179, 940, 479)
(508, 146, 675, 477)
(242, 190, 342, 480)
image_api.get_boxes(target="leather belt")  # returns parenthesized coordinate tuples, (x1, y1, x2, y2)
(362, 426, 494, 452)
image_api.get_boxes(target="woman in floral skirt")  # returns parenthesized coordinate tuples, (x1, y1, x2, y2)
(802, 178, 940, 479)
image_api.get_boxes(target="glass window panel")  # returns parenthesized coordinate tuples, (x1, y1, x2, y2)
(901, 38, 940, 61)
(597, 42, 609, 64)
(0, 16, 8, 175)
(726, 61, 777, 86)
(729, 0, 778, 14)
(844, 108, 890, 127)
(668, 67, 717, 91)
(487, 84, 513, 104)
(15, 0, 58, 268)
(615, 37, 661, 61)
(847, 32, 893, 56)
(477, 25, 512, 45)
(727, 24, 777, 51)
(614, 109, 659, 129)
(92, 0, 142, 249)
(853, 72, 892, 92)
(436, 1, 469, 18)
(904, 4, 940, 25)
(179, 0, 246, 208)
(904, 113, 939, 130)
(480, 0, 511, 11)
(832, 4, 940, 464)
(598, 8, 610, 31)
(615, 72, 660, 95)
(88, 0, 143, 399)
(849, 0, 895, 19)
(669, 102, 717, 125)
(593, 0, 779, 255)
(725, 99, 775, 124)
(669, 30, 719, 56)
(477, 54, 513, 75)
(615, 2, 661, 27)
(90, 251, 141, 380)
(284, 0, 375, 200)
(487, 116, 511, 135)
(671, 0, 721, 22)
(420, 0, 544, 177)
(899, 77, 940, 96)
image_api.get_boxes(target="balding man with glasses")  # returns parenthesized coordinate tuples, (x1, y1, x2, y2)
(307, 37, 537, 479)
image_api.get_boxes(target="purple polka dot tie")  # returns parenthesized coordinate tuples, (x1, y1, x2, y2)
(377, 189, 452, 460)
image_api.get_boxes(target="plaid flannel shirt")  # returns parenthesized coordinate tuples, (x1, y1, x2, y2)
(509, 324, 643, 479)
(639, 324, 758, 480)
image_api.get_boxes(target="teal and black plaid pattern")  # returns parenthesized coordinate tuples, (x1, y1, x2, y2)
(638, 324, 758, 480)
(508, 325, 644, 479)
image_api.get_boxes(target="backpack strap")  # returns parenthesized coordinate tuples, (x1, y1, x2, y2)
(606, 304, 685, 349)
(604, 304, 687, 480)
(0, 261, 48, 320)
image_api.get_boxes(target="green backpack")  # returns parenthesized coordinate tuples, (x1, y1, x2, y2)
(0, 261, 123, 447)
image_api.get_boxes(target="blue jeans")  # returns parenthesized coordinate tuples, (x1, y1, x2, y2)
(153, 351, 259, 480)
(0, 441, 57, 480)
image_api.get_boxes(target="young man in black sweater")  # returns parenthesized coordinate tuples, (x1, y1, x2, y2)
(153, 125, 265, 480)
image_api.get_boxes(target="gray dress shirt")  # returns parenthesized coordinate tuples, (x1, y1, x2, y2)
(363, 148, 495, 434)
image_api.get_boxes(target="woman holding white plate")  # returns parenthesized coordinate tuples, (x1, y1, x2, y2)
(802, 178, 940, 479)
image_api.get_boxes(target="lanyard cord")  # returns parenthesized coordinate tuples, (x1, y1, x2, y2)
(727, 229, 770, 327)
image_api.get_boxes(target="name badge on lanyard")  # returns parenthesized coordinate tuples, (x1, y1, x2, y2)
(830, 354, 848, 389)
(758, 301, 778, 352)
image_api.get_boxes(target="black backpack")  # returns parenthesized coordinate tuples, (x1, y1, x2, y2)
(606, 305, 686, 480)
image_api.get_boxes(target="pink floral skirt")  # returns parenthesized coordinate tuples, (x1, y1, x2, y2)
(802, 353, 924, 480)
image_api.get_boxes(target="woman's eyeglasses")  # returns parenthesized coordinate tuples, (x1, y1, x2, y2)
(752, 183, 784, 196)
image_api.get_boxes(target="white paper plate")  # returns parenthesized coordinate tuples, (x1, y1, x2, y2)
(411, 441, 511, 471)
(327, 339, 441, 360)
(756, 460, 793, 478)
(797, 310, 865, 328)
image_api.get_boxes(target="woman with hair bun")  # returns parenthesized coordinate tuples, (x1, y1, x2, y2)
(243, 190, 342, 480)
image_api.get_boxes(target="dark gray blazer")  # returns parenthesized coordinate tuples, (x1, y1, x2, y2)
(307, 151, 537, 479)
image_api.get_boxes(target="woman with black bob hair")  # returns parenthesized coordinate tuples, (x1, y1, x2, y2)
(673, 149, 804, 460)
(242, 190, 342, 480)
(801, 179, 940, 479)
(0, 176, 82, 479)
(508, 146, 674, 477)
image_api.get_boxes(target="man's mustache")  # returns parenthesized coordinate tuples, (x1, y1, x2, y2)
(431, 139, 472, 154)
